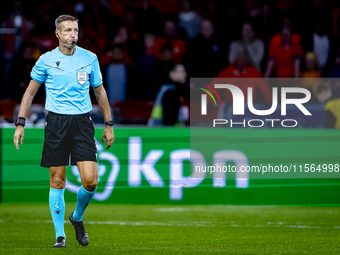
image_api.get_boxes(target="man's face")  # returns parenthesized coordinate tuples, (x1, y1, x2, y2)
(57, 21, 78, 46)
(242, 23, 254, 42)
(201, 20, 214, 39)
(281, 27, 292, 45)
(164, 21, 176, 37)
(144, 33, 155, 47)
(171, 64, 187, 84)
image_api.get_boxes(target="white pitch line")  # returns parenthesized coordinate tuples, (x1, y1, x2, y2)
(0, 219, 338, 229)
(155, 208, 187, 212)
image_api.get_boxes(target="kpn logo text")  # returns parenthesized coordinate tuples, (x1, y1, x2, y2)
(200, 84, 311, 128)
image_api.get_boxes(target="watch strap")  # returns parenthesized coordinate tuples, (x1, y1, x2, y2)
(15, 117, 26, 127)
(105, 120, 114, 126)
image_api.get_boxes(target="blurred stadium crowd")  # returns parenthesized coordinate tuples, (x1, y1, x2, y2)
(1, 0, 340, 126)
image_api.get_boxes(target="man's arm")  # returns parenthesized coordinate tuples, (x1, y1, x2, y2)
(264, 58, 274, 78)
(294, 57, 301, 78)
(93, 84, 114, 149)
(14, 79, 42, 150)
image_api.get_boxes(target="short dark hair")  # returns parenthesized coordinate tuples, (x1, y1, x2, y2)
(55, 14, 78, 31)
(169, 63, 184, 73)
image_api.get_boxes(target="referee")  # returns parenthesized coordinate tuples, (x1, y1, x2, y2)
(13, 14, 114, 248)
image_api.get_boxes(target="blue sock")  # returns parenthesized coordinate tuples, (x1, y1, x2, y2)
(49, 188, 66, 239)
(73, 186, 96, 222)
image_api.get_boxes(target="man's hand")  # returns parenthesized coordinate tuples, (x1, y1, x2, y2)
(102, 126, 114, 149)
(93, 85, 115, 149)
(13, 79, 41, 150)
(14, 126, 24, 150)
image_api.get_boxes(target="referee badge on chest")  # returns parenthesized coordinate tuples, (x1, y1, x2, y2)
(77, 71, 88, 85)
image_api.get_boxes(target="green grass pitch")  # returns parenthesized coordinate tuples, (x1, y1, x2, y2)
(0, 204, 339, 254)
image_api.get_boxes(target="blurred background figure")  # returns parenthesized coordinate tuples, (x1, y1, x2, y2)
(318, 81, 340, 129)
(265, 24, 303, 78)
(301, 51, 321, 89)
(112, 26, 129, 45)
(212, 51, 272, 103)
(228, 22, 265, 72)
(152, 19, 186, 64)
(186, 19, 224, 77)
(314, 81, 332, 103)
(216, 51, 261, 78)
(251, 2, 275, 46)
(302, 52, 321, 79)
(313, 17, 330, 70)
(9, 42, 44, 102)
(137, 32, 159, 100)
(329, 45, 340, 78)
(30, 12, 55, 52)
(153, 43, 175, 92)
(138, 0, 164, 36)
(148, 63, 188, 126)
(1, 1, 34, 99)
(178, 0, 201, 40)
(104, 44, 138, 105)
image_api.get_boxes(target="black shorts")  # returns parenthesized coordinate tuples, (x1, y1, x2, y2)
(40, 111, 97, 168)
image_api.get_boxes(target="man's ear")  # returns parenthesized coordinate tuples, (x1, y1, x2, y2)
(169, 71, 174, 80)
(55, 29, 60, 39)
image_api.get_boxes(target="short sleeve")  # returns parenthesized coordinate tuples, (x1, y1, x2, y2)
(31, 56, 46, 84)
(90, 57, 103, 87)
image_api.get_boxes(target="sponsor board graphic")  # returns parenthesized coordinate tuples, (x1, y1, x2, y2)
(1, 128, 340, 205)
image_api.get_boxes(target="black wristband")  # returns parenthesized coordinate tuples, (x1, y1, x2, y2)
(15, 117, 26, 127)
(105, 120, 114, 126)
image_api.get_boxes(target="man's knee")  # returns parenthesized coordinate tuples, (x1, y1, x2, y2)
(83, 182, 97, 192)
(82, 175, 98, 191)
(77, 161, 98, 191)
(50, 167, 66, 189)
(50, 174, 66, 189)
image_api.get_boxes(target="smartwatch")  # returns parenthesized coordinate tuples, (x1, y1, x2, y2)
(105, 120, 114, 126)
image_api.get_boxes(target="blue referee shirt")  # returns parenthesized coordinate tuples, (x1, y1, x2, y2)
(31, 45, 102, 114)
